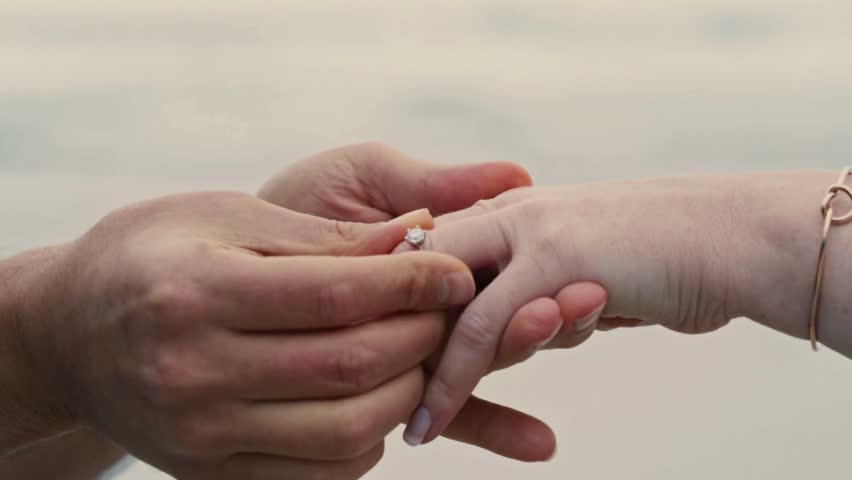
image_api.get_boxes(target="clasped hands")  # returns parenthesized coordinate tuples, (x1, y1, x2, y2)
(16, 142, 744, 479)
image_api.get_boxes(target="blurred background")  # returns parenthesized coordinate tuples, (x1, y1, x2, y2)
(3, 1, 852, 478)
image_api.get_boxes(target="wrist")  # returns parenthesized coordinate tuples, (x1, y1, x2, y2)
(0, 243, 80, 455)
(725, 171, 852, 349)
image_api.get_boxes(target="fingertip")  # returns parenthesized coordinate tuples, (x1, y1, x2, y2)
(389, 208, 434, 230)
(524, 299, 564, 349)
(471, 161, 533, 191)
(554, 282, 608, 327)
(443, 269, 476, 306)
(497, 414, 557, 462)
(390, 250, 476, 309)
(424, 162, 533, 215)
(420, 395, 453, 445)
(403, 406, 433, 447)
(498, 161, 534, 188)
(499, 298, 562, 364)
(484, 415, 556, 463)
(526, 421, 558, 463)
(440, 396, 556, 462)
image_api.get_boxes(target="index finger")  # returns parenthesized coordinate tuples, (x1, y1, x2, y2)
(208, 252, 475, 330)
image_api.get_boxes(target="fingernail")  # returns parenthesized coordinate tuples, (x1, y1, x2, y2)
(533, 320, 564, 350)
(389, 208, 432, 228)
(403, 406, 432, 447)
(575, 304, 605, 332)
(443, 272, 474, 305)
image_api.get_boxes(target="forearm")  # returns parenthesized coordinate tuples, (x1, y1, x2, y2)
(0, 244, 78, 455)
(724, 170, 852, 356)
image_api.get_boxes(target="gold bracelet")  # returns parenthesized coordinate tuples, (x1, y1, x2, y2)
(810, 167, 852, 351)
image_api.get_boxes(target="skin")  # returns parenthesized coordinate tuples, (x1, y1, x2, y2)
(0, 143, 606, 479)
(258, 142, 609, 461)
(404, 171, 852, 446)
(0, 191, 479, 479)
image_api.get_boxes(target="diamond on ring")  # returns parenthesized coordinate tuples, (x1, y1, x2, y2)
(405, 226, 427, 249)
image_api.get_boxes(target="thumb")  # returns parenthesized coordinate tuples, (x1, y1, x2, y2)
(385, 161, 533, 216)
(361, 144, 533, 215)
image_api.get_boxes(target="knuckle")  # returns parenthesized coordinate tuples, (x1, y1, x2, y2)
(495, 185, 535, 204)
(358, 141, 395, 161)
(317, 282, 357, 325)
(332, 220, 357, 242)
(470, 198, 496, 215)
(400, 368, 426, 408)
(168, 414, 225, 456)
(402, 260, 434, 309)
(341, 141, 395, 171)
(199, 190, 257, 210)
(512, 197, 545, 217)
(465, 187, 528, 214)
(426, 371, 456, 410)
(456, 309, 498, 351)
(139, 346, 206, 407)
(328, 344, 381, 393)
(144, 272, 205, 323)
(396, 252, 445, 309)
(94, 202, 141, 229)
(133, 268, 217, 407)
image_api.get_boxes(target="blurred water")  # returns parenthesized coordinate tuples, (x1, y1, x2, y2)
(2, 1, 852, 479)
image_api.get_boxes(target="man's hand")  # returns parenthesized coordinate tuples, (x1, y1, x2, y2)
(258, 141, 534, 222)
(9, 192, 476, 479)
(258, 142, 609, 462)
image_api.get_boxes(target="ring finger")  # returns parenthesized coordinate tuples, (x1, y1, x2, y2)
(232, 368, 424, 461)
(220, 312, 446, 400)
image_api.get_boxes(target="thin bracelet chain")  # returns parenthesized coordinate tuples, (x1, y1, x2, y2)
(810, 167, 852, 351)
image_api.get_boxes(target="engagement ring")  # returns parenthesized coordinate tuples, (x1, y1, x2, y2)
(404, 226, 427, 249)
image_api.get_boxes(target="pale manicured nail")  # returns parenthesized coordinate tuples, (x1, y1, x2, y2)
(533, 320, 564, 350)
(575, 304, 606, 332)
(389, 208, 431, 228)
(443, 272, 474, 305)
(403, 406, 432, 447)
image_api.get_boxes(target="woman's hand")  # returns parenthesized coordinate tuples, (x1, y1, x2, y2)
(404, 173, 838, 445)
(8, 191, 477, 479)
(259, 142, 609, 462)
